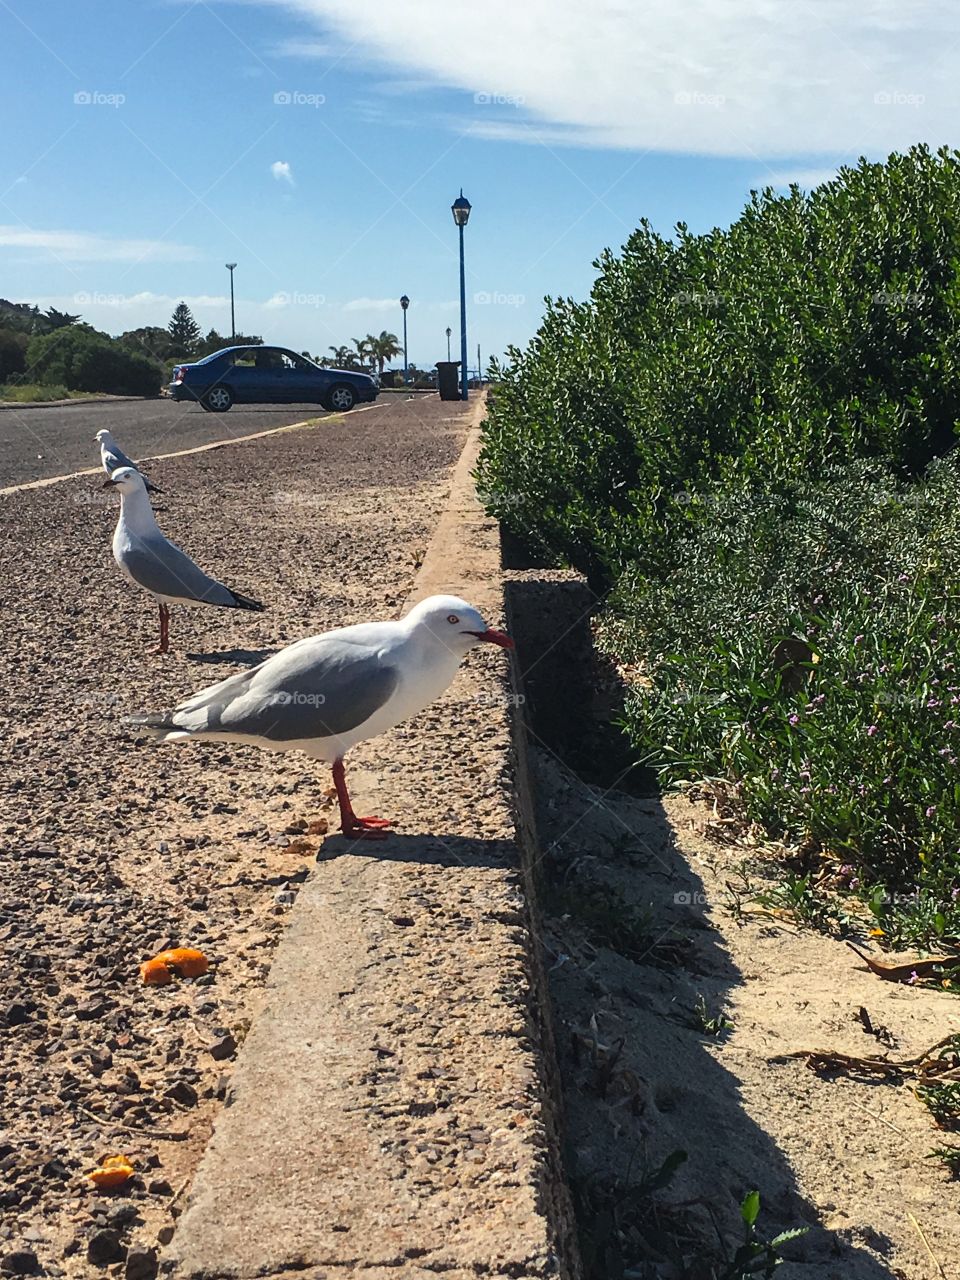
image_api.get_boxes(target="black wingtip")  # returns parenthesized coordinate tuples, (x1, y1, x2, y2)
(229, 591, 266, 613)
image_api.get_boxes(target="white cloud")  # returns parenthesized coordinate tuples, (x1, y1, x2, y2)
(0, 225, 199, 263)
(271, 159, 295, 184)
(274, 0, 960, 156)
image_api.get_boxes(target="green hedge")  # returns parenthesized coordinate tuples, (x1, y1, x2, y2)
(477, 145, 960, 590)
(26, 326, 162, 397)
(477, 145, 960, 940)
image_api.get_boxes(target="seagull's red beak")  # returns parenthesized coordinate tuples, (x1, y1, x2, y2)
(470, 628, 514, 650)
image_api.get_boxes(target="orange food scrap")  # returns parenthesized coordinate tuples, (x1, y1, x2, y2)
(140, 947, 209, 984)
(86, 1154, 134, 1189)
(140, 958, 173, 986)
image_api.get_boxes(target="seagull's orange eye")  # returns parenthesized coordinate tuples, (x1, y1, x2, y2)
(447, 614, 460, 624)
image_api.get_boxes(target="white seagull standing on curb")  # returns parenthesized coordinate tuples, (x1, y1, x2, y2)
(126, 595, 513, 838)
(104, 466, 264, 654)
(96, 429, 162, 492)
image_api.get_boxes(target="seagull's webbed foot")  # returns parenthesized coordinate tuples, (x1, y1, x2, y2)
(341, 817, 391, 841)
(332, 759, 392, 841)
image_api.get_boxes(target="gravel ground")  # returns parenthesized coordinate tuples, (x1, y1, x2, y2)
(0, 396, 416, 488)
(0, 397, 471, 1278)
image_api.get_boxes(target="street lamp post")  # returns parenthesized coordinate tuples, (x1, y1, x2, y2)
(445, 326, 452, 361)
(400, 295, 410, 385)
(225, 263, 237, 341)
(451, 190, 471, 400)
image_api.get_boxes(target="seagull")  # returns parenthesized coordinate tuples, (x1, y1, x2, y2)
(104, 466, 264, 654)
(126, 595, 513, 838)
(96, 429, 161, 493)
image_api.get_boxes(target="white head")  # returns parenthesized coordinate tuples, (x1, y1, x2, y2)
(95, 429, 113, 444)
(406, 594, 513, 655)
(101, 465, 147, 497)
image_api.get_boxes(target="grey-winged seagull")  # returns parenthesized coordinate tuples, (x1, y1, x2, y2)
(96, 429, 161, 493)
(127, 594, 513, 838)
(104, 466, 263, 653)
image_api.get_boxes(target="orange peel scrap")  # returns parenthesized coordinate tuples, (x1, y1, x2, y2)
(140, 947, 209, 985)
(85, 1154, 134, 1189)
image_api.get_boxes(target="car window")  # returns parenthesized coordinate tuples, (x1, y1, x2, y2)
(230, 350, 257, 367)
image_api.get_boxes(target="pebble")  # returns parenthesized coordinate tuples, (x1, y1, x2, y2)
(124, 1245, 158, 1280)
(86, 1228, 125, 1265)
(0, 1251, 39, 1276)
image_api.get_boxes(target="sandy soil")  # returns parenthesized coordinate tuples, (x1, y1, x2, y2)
(0, 398, 471, 1278)
(507, 576, 960, 1280)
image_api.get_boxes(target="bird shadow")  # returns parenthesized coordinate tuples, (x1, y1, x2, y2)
(318, 831, 516, 871)
(185, 647, 277, 668)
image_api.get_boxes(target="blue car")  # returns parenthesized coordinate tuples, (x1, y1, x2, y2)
(170, 346, 379, 413)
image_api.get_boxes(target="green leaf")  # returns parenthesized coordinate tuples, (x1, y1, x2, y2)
(741, 1190, 761, 1226)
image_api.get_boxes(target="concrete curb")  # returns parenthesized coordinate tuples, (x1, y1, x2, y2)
(164, 397, 581, 1278)
(0, 394, 149, 411)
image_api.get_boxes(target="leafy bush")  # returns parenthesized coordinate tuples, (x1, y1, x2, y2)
(0, 328, 28, 381)
(25, 326, 162, 396)
(478, 145, 960, 936)
(600, 458, 960, 940)
(477, 145, 960, 589)
(0, 382, 71, 401)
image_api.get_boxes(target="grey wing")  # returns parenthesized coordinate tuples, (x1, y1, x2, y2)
(120, 538, 238, 606)
(172, 638, 399, 741)
(103, 444, 136, 474)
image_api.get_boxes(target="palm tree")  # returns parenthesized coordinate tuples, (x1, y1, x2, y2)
(351, 336, 372, 371)
(328, 344, 355, 369)
(367, 330, 402, 377)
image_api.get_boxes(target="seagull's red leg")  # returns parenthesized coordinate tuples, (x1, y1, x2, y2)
(152, 603, 171, 655)
(331, 758, 391, 839)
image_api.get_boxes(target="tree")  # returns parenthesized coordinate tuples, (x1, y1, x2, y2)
(328, 344, 357, 369)
(118, 326, 177, 362)
(367, 330, 402, 377)
(167, 302, 202, 358)
(42, 306, 80, 331)
(195, 328, 262, 359)
(27, 327, 162, 396)
(351, 336, 373, 371)
(0, 328, 28, 381)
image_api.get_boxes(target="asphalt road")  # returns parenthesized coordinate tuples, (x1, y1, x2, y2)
(0, 397, 349, 487)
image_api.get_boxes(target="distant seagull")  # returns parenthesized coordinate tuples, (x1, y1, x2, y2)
(104, 466, 264, 654)
(96, 429, 161, 493)
(127, 595, 513, 837)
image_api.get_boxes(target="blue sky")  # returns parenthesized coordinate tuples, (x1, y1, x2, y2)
(1, 0, 956, 370)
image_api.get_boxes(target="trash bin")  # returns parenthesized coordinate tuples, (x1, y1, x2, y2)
(436, 361, 461, 401)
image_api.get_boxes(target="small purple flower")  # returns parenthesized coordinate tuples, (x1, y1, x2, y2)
(854, 634, 865, 645)
(906, 970, 920, 985)
(926, 805, 937, 818)
(789, 714, 799, 726)
(866, 725, 878, 736)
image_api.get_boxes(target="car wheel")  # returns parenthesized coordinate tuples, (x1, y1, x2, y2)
(325, 384, 357, 412)
(202, 384, 233, 412)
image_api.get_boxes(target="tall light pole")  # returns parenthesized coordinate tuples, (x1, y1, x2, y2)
(445, 326, 452, 361)
(400, 295, 409, 385)
(225, 263, 237, 341)
(451, 190, 471, 400)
